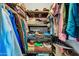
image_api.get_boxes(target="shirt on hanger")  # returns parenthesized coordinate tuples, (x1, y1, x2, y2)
(0, 6, 22, 56)
(7, 9, 24, 53)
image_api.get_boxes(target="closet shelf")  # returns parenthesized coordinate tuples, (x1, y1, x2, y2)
(26, 10, 49, 18)
(27, 35, 51, 42)
(28, 39, 51, 42)
(26, 10, 49, 14)
(28, 24, 47, 27)
(5, 4, 26, 20)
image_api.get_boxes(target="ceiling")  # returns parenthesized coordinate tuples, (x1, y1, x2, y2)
(25, 3, 52, 10)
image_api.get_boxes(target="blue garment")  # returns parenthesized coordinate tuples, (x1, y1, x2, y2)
(0, 5, 22, 56)
(66, 3, 79, 38)
(7, 9, 24, 53)
(48, 15, 54, 35)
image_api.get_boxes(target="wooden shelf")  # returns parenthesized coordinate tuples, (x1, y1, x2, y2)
(27, 38, 51, 42)
(26, 10, 49, 18)
(26, 10, 49, 13)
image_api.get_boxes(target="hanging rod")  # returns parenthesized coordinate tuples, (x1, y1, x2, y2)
(5, 4, 26, 20)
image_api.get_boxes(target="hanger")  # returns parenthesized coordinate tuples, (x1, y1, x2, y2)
(5, 4, 26, 20)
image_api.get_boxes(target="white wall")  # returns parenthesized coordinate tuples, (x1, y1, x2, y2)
(25, 3, 52, 10)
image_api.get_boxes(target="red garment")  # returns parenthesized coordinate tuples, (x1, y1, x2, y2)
(59, 4, 66, 41)
(58, 4, 66, 53)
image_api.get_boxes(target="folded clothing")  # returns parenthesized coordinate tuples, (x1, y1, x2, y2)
(35, 46, 52, 52)
(34, 42, 42, 46)
(28, 41, 52, 52)
(28, 43, 34, 52)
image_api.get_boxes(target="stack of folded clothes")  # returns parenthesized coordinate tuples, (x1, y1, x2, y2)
(28, 40, 52, 53)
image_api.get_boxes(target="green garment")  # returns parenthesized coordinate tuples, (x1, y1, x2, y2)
(34, 42, 42, 46)
(21, 19, 28, 52)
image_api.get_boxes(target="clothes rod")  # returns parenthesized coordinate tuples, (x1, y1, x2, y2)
(5, 4, 26, 20)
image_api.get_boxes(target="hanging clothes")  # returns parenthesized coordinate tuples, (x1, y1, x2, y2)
(14, 14, 25, 53)
(7, 9, 24, 53)
(24, 20, 28, 51)
(59, 4, 66, 41)
(21, 19, 28, 52)
(51, 3, 60, 36)
(0, 4, 22, 56)
(47, 14, 54, 35)
(66, 3, 79, 38)
(58, 4, 67, 53)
